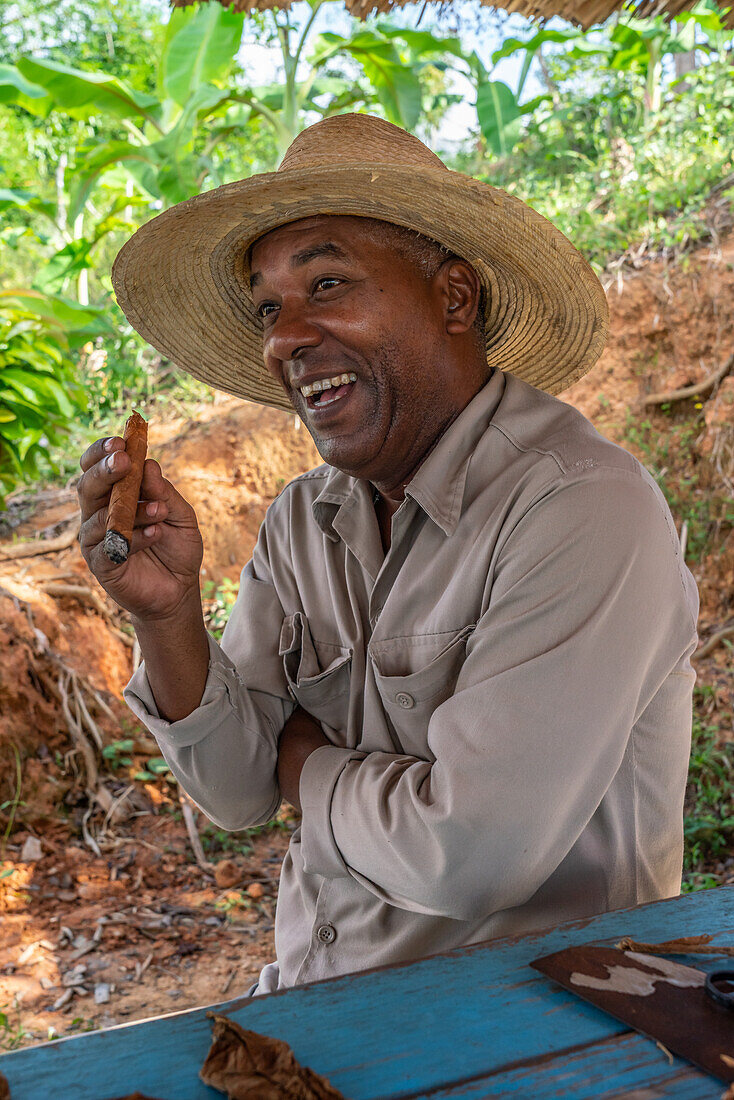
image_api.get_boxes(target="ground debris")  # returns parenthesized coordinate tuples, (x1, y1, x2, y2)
(200, 1014, 345, 1099)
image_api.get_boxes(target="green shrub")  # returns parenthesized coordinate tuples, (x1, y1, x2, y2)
(0, 290, 104, 506)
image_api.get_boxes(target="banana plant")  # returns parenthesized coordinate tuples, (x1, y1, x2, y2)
(233, 8, 465, 155)
(460, 45, 551, 158)
(606, 17, 695, 117)
(308, 21, 465, 132)
(560, 2, 725, 121)
(2, 4, 245, 218)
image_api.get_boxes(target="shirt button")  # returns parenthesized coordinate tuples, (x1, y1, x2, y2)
(396, 692, 415, 709)
(316, 923, 336, 945)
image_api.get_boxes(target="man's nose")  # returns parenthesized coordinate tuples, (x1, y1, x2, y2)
(263, 299, 322, 369)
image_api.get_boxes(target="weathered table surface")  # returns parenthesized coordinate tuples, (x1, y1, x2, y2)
(2, 886, 732, 1099)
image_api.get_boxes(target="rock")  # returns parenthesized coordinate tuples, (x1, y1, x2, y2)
(215, 859, 241, 888)
(20, 836, 43, 862)
(94, 982, 111, 1004)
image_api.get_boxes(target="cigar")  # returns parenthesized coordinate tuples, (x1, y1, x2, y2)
(102, 410, 148, 564)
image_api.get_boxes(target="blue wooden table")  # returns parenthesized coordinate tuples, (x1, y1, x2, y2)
(2, 887, 732, 1099)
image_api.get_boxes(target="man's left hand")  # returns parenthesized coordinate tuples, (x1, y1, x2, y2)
(277, 706, 329, 812)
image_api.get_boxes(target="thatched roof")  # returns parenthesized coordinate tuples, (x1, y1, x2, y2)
(173, 0, 723, 31)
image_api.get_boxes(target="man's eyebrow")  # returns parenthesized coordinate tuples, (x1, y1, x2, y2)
(249, 242, 351, 292)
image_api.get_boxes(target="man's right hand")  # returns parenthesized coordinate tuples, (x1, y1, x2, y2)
(77, 435, 204, 623)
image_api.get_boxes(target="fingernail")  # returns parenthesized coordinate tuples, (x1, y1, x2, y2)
(103, 438, 114, 452)
(105, 453, 116, 471)
(143, 525, 156, 537)
(146, 502, 158, 518)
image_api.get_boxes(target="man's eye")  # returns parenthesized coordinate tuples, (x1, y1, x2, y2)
(257, 302, 278, 319)
(315, 277, 342, 292)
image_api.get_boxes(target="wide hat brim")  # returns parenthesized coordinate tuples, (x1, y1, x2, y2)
(112, 162, 609, 411)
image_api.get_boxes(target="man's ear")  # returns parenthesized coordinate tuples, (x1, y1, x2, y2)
(441, 259, 482, 335)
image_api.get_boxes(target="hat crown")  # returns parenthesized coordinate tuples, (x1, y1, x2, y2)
(278, 113, 448, 173)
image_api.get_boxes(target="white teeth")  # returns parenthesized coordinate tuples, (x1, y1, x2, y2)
(299, 373, 358, 398)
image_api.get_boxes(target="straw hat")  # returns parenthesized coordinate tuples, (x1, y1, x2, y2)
(112, 113, 608, 410)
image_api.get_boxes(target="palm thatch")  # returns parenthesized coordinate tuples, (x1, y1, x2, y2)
(172, 0, 725, 31)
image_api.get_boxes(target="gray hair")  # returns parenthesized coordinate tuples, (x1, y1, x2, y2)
(355, 217, 487, 340)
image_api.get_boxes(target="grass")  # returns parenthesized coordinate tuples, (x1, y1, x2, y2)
(201, 808, 295, 858)
(201, 578, 240, 642)
(682, 685, 734, 893)
(0, 998, 30, 1051)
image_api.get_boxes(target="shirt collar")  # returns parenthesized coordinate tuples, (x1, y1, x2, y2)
(312, 369, 507, 540)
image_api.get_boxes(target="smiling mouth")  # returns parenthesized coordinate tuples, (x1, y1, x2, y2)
(299, 372, 357, 411)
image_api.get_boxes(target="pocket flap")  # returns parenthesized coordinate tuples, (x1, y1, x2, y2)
(372, 624, 476, 707)
(280, 612, 352, 705)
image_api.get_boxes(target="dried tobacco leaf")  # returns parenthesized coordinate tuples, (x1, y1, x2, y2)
(200, 1014, 345, 1099)
(616, 934, 734, 957)
(0, 1072, 10, 1100)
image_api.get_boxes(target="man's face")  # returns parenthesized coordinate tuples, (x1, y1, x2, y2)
(248, 215, 481, 486)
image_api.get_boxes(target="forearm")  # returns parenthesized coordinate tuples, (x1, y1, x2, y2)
(131, 588, 210, 722)
(123, 626, 289, 830)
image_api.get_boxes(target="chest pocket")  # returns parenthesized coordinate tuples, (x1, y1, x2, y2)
(279, 612, 351, 738)
(369, 625, 475, 759)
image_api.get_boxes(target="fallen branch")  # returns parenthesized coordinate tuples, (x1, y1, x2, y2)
(642, 353, 734, 407)
(693, 624, 734, 661)
(0, 513, 81, 559)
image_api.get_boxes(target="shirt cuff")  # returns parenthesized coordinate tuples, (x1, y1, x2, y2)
(299, 744, 365, 879)
(122, 631, 247, 749)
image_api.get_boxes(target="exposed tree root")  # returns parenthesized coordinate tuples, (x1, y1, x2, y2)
(642, 353, 734, 407)
(0, 513, 81, 559)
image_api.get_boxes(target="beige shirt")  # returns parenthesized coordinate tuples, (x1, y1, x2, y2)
(124, 371, 698, 993)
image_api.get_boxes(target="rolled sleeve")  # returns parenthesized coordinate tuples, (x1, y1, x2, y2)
(308, 472, 697, 920)
(122, 519, 295, 832)
(299, 744, 366, 878)
(124, 632, 242, 747)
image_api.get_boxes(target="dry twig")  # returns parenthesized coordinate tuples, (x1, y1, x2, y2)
(179, 792, 213, 871)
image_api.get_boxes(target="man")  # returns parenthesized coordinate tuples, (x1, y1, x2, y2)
(78, 114, 698, 996)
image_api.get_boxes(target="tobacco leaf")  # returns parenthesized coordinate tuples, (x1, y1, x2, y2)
(616, 934, 734, 957)
(200, 1014, 345, 1099)
(0, 1072, 10, 1100)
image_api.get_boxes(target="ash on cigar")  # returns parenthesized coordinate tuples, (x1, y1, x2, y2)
(103, 529, 130, 564)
